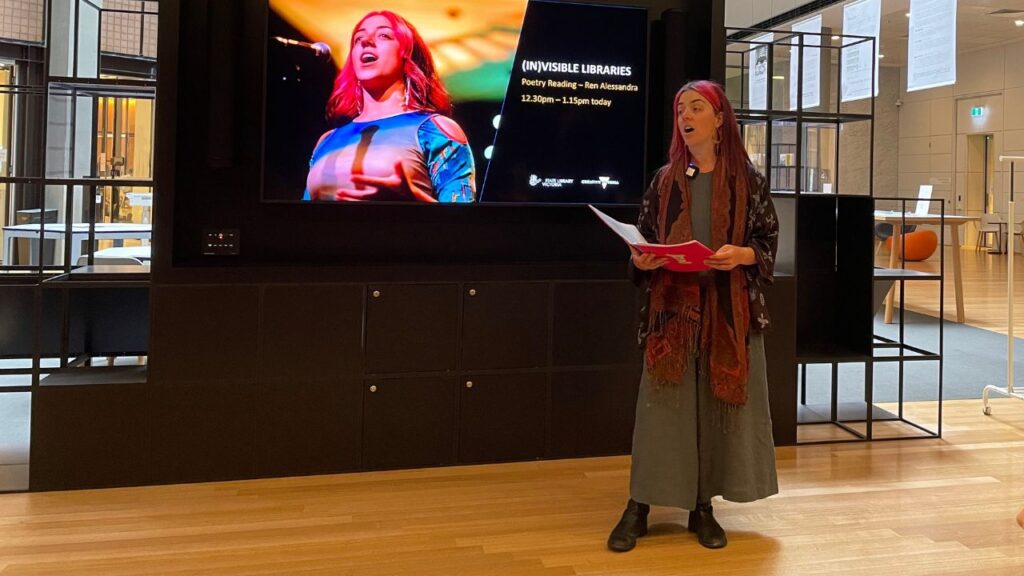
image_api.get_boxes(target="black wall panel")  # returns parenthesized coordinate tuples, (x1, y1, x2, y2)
(148, 382, 256, 484)
(255, 377, 362, 477)
(458, 373, 547, 464)
(259, 284, 363, 380)
(148, 285, 260, 384)
(548, 367, 640, 457)
(764, 277, 797, 446)
(364, 284, 459, 374)
(362, 376, 457, 470)
(30, 384, 152, 490)
(552, 281, 640, 367)
(461, 282, 549, 370)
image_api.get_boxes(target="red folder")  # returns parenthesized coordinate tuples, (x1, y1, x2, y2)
(589, 205, 714, 272)
(632, 241, 714, 272)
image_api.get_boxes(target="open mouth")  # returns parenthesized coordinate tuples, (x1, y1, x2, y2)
(683, 126, 695, 134)
(360, 52, 378, 64)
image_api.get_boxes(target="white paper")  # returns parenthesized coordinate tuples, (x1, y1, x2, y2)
(907, 0, 957, 92)
(841, 0, 881, 102)
(790, 15, 822, 110)
(748, 33, 774, 110)
(588, 205, 647, 245)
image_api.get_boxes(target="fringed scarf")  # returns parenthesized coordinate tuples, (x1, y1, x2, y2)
(644, 163, 751, 406)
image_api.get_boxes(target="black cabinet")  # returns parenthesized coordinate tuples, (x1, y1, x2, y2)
(255, 377, 362, 477)
(259, 284, 363, 380)
(552, 281, 639, 367)
(362, 376, 457, 469)
(148, 285, 260, 384)
(458, 373, 547, 464)
(461, 282, 549, 370)
(365, 284, 459, 374)
(549, 367, 640, 458)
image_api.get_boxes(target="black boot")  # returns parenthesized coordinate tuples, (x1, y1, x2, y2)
(687, 501, 727, 549)
(607, 499, 649, 552)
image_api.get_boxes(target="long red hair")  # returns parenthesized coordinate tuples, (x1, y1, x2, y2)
(326, 11, 452, 121)
(665, 80, 754, 190)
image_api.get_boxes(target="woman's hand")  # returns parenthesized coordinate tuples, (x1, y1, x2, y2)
(704, 244, 755, 271)
(332, 161, 437, 203)
(630, 247, 669, 271)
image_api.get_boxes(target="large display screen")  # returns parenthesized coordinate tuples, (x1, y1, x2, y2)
(262, 0, 647, 204)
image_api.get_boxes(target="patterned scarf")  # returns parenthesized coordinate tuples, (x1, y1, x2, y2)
(644, 163, 751, 406)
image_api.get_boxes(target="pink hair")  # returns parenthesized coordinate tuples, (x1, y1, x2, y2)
(666, 80, 754, 189)
(326, 11, 452, 121)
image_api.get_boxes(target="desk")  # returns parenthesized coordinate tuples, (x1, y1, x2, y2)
(3, 223, 152, 266)
(874, 213, 977, 323)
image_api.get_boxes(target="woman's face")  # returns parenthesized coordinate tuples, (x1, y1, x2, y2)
(351, 15, 404, 87)
(676, 90, 723, 150)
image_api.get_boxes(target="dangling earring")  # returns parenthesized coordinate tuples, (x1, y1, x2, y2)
(714, 127, 722, 155)
(356, 81, 363, 115)
(404, 77, 411, 109)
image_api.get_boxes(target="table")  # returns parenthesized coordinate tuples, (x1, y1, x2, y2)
(874, 212, 978, 324)
(2, 223, 152, 266)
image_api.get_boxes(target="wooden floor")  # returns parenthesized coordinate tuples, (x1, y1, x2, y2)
(1, 399, 1023, 575)
(880, 245, 1024, 335)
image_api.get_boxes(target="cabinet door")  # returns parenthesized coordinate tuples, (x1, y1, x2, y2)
(365, 284, 459, 374)
(362, 376, 456, 470)
(461, 282, 549, 370)
(255, 377, 362, 477)
(552, 281, 639, 367)
(549, 367, 640, 458)
(259, 284, 363, 380)
(458, 373, 546, 464)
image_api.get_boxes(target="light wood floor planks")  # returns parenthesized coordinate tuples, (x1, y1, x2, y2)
(881, 246, 1024, 335)
(1, 399, 1023, 575)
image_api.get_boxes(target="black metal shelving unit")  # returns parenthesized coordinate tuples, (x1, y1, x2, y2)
(727, 27, 943, 443)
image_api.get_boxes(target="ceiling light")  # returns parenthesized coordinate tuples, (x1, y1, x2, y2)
(831, 35, 840, 40)
(905, 12, 911, 17)
(878, 54, 885, 59)
(1015, 19, 1024, 27)
(772, 75, 785, 80)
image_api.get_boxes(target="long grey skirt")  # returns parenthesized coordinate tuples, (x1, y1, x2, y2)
(629, 332, 779, 509)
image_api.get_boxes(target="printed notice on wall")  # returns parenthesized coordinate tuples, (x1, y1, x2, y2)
(790, 15, 822, 110)
(841, 0, 880, 102)
(906, 0, 957, 92)
(748, 32, 774, 110)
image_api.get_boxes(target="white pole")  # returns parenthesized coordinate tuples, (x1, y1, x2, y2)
(984, 157, 1024, 414)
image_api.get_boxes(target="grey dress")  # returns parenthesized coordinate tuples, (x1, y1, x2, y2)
(629, 170, 779, 509)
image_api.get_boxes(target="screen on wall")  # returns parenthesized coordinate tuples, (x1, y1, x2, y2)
(261, 0, 648, 205)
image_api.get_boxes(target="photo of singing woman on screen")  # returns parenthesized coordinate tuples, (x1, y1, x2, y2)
(303, 10, 476, 203)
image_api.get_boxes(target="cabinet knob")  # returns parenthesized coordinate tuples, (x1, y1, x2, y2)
(468, 288, 477, 296)
(465, 381, 473, 389)
(372, 290, 381, 298)
(369, 385, 378, 393)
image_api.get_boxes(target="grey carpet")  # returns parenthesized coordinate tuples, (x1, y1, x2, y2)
(801, 310, 1024, 404)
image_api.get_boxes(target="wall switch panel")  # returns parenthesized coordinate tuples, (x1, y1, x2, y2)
(202, 229, 240, 255)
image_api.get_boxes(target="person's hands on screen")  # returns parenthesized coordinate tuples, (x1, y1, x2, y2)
(630, 247, 669, 271)
(327, 161, 437, 203)
(704, 244, 755, 271)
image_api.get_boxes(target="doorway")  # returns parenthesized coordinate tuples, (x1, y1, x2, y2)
(964, 133, 994, 248)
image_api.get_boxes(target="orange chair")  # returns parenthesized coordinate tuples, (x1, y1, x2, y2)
(884, 229, 938, 261)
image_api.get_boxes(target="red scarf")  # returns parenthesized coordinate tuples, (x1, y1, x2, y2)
(644, 164, 751, 406)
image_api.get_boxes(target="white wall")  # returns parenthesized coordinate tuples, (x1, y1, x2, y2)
(897, 39, 1024, 244)
(726, 0, 809, 29)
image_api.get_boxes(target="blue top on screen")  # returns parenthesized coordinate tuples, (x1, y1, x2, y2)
(304, 111, 476, 203)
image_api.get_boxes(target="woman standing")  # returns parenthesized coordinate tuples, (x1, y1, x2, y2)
(608, 80, 779, 552)
(304, 11, 475, 203)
